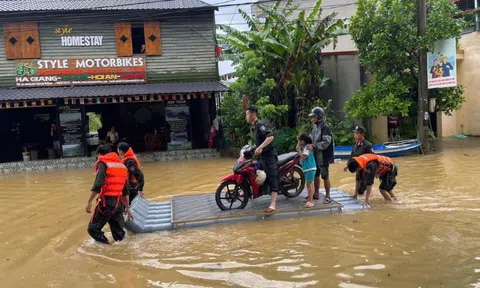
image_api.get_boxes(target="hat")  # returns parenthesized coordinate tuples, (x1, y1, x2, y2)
(308, 107, 325, 118)
(353, 126, 366, 134)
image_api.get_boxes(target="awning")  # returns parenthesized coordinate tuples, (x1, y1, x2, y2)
(0, 81, 229, 101)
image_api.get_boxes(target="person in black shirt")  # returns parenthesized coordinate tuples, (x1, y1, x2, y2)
(117, 142, 145, 204)
(51, 122, 61, 158)
(86, 145, 132, 244)
(246, 106, 278, 213)
(344, 126, 373, 198)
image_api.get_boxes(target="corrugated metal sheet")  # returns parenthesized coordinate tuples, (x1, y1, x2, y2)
(0, 11, 217, 88)
(0, 0, 213, 12)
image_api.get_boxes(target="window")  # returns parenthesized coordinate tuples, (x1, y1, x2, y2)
(114, 21, 161, 57)
(3, 23, 41, 59)
(131, 23, 146, 54)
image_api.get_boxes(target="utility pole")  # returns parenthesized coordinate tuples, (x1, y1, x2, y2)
(418, 0, 428, 151)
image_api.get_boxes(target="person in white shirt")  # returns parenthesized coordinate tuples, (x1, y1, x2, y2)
(105, 126, 119, 149)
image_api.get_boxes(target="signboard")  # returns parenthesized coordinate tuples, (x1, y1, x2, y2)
(165, 100, 192, 150)
(59, 105, 86, 158)
(15, 57, 146, 87)
(55, 25, 103, 47)
(428, 38, 457, 89)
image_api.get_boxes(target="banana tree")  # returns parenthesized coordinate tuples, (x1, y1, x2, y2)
(217, 0, 345, 126)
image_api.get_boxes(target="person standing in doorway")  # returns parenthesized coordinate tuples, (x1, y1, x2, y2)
(246, 106, 278, 213)
(306, 107, 334, 204)
(105, 126, 119, 150)
(51, 122, 61, 158)
(118, 142, 145, 204)
(86, 145, 132, 244)
(344, 126, 373, 198)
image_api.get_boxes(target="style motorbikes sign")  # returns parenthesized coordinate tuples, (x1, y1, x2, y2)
(15, 57, 146, 87)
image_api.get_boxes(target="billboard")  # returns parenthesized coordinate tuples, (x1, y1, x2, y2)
(427, 38, 457, 89)
(15, 57, 146, 87)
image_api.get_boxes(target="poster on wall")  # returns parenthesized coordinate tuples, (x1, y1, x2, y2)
(427, 38, 457, 89)
(59, 105, 86, 157)
(165, 100, 192, 150)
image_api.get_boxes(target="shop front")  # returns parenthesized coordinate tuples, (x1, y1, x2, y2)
(0, 81, 228, 163)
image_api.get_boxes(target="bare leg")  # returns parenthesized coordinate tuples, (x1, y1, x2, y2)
(307, 182, 314, 203)
(268, 192, 278, 211)
(324, 178, 331, 200)
(380, 190, 393, 202)
(314, 177, 320, 199)
(387, 190, 398, 201)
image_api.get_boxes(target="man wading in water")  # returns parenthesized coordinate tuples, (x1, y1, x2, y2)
(344, 126, 373, 198)
(306, 107, 334, 204)
(246, 106, 278, 213)
(86, 145, 133, 244)
(117, 142, 144, 204)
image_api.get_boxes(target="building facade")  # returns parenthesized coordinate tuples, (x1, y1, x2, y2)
(0, 0, 228, 163)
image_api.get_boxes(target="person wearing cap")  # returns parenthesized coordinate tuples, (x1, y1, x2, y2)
(346, 154, 398, 206)
(344, 126, 374, 198)
(306, 107, 334, 204)
(245, 106, 279, 213)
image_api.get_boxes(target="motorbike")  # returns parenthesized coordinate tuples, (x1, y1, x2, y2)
(215, 145, 305, 211)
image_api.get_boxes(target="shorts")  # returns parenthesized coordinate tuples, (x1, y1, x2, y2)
(259, 153, 279, 192)
(379, 166, 398, 191)
(304, 170, 316, 182)
(315, 164, 329, 180)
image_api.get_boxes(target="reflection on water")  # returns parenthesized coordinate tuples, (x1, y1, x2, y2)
(1, 138, 480, 287)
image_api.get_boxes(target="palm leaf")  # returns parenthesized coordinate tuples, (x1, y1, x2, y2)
(238, 8, 258, 31)
(308, 0, 323, 21)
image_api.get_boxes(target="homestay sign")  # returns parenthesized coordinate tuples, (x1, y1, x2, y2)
(15, 57, 146, 87)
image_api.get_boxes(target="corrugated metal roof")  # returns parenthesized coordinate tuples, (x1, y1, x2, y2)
(0, 0, 213, 12)
(0, 82, 229, 101)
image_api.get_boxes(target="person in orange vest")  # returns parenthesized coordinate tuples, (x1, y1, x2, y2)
(117, 142, 144, 204)
(347, 154, 398, 206)
(86, 145, 132, 244)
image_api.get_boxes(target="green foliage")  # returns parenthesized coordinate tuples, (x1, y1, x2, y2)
(217, 0, 345, 126)
(347, 0, 467, 119)
(218, 94, 251, 148)
(430, 85, 466, 116)
(273, 127, 297, 154)
(87, 112, 102, 134)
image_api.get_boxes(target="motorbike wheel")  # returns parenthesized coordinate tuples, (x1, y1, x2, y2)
(282, 165, 305, 198)
(215, 180, 249, 211)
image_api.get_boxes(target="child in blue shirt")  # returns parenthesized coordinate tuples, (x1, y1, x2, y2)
(296, 132, 317, 208)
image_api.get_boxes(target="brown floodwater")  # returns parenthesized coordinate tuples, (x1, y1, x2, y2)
(1, 138, 479, 288)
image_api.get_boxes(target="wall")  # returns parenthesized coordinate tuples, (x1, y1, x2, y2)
(0, 10, 217, 88)
(370, 116, 388, 143)
(322, 54, 361, 117)
(440, 32, 480, 137)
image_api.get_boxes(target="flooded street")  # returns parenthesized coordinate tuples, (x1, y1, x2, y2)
(1, 139, 479, 288)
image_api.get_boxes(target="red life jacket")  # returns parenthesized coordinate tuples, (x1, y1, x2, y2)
(353, 154, 394, 176)
(121, 148, 141, 183)
(94, 152, 128, 197)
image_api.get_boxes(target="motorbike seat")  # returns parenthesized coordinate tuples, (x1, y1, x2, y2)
(277, 152, 298, 167)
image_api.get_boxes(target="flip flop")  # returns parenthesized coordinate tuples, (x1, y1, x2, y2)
(305, 201, 314, 208)
(323, 197, 332, 204)
(264, 207, 276, 213)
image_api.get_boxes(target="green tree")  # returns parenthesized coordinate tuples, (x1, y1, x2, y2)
(346, 0, 466, 119)
(218, 0, 345, 127)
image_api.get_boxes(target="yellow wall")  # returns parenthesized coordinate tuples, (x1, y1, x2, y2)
(441, 32, 480, 137)
(370, 116, 389, 143)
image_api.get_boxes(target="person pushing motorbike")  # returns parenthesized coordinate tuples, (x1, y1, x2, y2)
(245, 106, 278, 213)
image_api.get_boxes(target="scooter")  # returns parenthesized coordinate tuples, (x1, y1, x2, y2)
(215, 145, 305, 211)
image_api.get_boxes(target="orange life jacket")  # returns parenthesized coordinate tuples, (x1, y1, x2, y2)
(353, 154, 394, 176)
(121, 148, 141, 183)
(94, 152, 128, 197)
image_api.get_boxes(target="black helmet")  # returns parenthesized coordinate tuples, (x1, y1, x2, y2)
(308, 107, 325, 118)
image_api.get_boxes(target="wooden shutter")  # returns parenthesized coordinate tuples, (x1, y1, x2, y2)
(4, 24, 22, 59)
(21, 23, 40, 59)
(115, 22, 133, 57)
(144, 21, 162, 56)
(3, 23, 40, 59)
